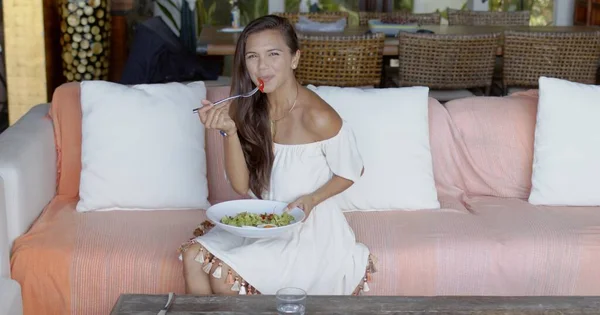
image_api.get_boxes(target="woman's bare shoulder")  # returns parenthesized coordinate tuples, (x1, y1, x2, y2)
(301, 88, 342, 141)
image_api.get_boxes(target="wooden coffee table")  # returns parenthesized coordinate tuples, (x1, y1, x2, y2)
(110, 294, 600, 314)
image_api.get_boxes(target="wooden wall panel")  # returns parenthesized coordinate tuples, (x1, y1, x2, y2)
(110, 1, 136, 82)
(44, 0, 63, 102)
(3, 0, 49, 125)
(111, 0, 135, 12)
(574, 0, 600, 26)
(110, 15, 129, 82)
(4, 0, 135, 124)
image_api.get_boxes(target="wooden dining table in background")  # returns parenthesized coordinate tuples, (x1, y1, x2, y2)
(197, 25, 600, 57)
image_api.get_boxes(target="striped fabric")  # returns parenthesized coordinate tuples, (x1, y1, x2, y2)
(11, 198, 600, 314)
(9, 85, 600, 315)
(441, 90, 539, 200)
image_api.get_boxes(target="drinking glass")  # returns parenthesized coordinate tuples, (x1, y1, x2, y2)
(276, 287, 306, 315)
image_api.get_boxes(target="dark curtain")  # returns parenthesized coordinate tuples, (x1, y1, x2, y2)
(119, 17, 220, 85)
(179, 0, 197, 54)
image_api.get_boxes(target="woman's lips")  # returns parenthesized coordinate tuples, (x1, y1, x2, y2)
(259, 76, 274, 83)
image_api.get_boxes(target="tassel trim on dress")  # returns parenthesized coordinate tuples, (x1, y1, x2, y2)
(179, 220, 377, 296)
(352, 254, 378, 296)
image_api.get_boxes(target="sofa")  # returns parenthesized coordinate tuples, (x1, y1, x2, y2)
(0, 176, 23, 315)
(1, 81, 600, 315)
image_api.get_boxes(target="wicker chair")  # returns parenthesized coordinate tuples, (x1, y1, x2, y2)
(447, 9, 530, 26)
(395, 32, 501, 101)
(274, 12, 350, 25)
(296, 33, 385, 87)
(358, 12, 441, 26)
(502, 30, 600, 94)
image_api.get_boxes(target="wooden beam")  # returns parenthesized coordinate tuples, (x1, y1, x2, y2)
(3, 0, 49, 125)
(43, 0, 63, 106)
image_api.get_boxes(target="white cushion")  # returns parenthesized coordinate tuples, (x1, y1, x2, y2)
(77, 80, 210, 212)
(528, 77, 600, 206)
(307, 85, 440, 211)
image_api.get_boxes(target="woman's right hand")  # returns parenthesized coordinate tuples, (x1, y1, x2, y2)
(197, 99, 237, 135)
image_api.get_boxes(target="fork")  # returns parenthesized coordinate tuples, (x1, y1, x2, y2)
(157, 292, 174, 315)
(192, 86, 260, 114)
(192, 85, 261, 136)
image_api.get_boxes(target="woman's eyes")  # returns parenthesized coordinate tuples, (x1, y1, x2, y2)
(246, 52, 279, 59)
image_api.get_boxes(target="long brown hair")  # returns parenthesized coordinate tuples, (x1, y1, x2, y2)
(229, 15, 299, 198)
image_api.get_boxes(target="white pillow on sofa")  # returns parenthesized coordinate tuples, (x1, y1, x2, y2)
(308, 85, 440, 211)
(528, 77, 600, 206)
(77, 80, 210, 212)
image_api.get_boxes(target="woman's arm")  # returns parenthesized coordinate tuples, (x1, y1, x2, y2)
(285, 164, 363, 213)
(307, 100, 363, 203)
(288, 164, 364, 209)
(198, 100, 249, 195)
(223, 129, 250, 196)
(286, 101, 364, 212)
(310, 174, 355, 205)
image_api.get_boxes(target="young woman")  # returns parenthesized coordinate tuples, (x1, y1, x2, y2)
(179, 15, 376, 296)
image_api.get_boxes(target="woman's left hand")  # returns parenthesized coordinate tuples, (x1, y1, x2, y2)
(285, 194, 317, 219)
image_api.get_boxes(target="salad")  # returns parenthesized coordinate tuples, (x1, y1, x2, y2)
(221, 211, 294, 228)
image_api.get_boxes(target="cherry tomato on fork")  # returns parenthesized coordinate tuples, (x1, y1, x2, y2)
(258, 78, 265, 92)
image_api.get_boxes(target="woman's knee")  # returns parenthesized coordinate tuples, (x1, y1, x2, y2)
(182, 244, 204, 275)
(210, 263, 239, 296)
(182, 243, 202, 262)
(182, 243, 212, 295)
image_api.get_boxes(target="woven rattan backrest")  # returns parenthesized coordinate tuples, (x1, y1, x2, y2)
(296, 33, 385, 87)
(274, 12, 349, 25)
(447, 9, 530, 26)
(358, 12, 441, 26)
(503, 30, 600, 88)
(397, 32, 500, 90)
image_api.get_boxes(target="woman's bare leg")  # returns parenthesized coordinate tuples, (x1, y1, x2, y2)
(182, 243, 212, 295)
(210, 262, 241, 296)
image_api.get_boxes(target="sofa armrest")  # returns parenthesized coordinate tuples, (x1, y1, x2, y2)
(0, 104, 56, 248)
(0, 178, 9, 278)
(0, 179, 22, 314)
(0, 278, 23, 315)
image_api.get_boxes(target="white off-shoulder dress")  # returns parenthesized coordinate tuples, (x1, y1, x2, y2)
(181, 122, 374, 295)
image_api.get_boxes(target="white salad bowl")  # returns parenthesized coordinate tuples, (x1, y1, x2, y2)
(206, 199, 305, 238)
